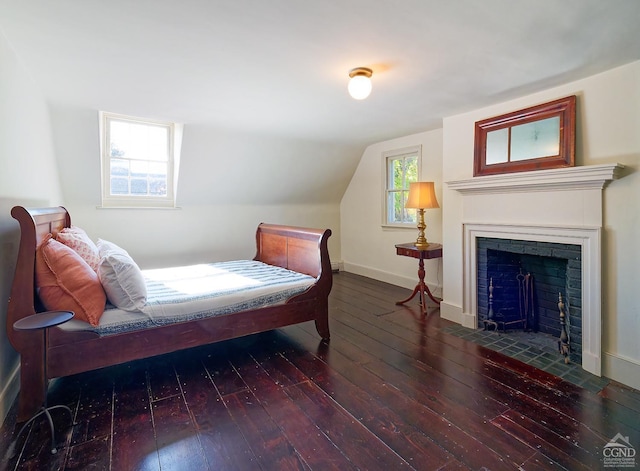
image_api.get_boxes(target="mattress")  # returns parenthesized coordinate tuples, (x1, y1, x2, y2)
(58, 260, 316, 336)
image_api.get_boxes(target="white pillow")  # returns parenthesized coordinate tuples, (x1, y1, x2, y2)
(97, 239, 147, 312)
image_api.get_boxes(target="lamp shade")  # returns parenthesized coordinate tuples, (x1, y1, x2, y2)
(405, 182, 439, 209)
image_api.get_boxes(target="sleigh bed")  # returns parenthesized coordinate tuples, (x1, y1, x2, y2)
(7, 206, 332, 421)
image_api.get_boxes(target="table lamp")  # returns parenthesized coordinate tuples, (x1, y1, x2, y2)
(405, 181, 439, 249)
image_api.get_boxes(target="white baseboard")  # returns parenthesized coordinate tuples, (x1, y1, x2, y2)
(440, 301, 462, 324)
(342, 261, 441, 294)
(461, 312, 477, 329)
(603, 352, 640, 390)
(439, 300, 475, 329)
(0, 363, 19, 426)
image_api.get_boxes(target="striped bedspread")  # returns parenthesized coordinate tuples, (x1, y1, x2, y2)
(59, 260, 316, 336)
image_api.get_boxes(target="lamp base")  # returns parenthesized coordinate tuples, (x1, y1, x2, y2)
(414, 209, 429, 250)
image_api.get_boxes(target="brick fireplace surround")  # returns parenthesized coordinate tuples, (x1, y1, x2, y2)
(447, 164, 623, 377)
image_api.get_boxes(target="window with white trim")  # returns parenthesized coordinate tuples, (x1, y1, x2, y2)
(383, 146, 421, 226)
(99, 111, 182, 208)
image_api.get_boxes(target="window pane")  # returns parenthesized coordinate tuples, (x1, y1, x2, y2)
(129, 122, 153, 160)
(110, 158, 129, 176)
(388, 157, 404, 190)
(110, 120, 169, 162)
(405, 204, 417, 224)
(131, 178, 148, 195)
(110, 177, 128, 195)
(130, 160, 149, 177)
(405, 156, 418, 185)
(387, 159, 395, 190)
(110, 121, 129, 158)
(393, 159, 403, 190)
(149, 161, 167, 178)
(149, 179, 167, 196)
(387, 191, 403, 223)
(148, 126, 169, 162)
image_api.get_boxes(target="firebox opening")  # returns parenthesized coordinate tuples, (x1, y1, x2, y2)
(476, 237, 582, 364)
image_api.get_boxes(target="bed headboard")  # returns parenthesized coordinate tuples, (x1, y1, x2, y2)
(7, 206, 71, 351)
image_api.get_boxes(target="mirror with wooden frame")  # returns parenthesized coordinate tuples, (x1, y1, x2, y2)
(473, 95, 576, 177)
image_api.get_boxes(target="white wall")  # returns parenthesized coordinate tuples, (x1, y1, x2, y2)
(0, 31, 64, 423)
(340, 129, 444, 292)
(49, 109, 348, 269)
(441, 61, 640, 388)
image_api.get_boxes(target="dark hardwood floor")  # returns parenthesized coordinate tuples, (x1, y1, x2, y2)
(1, 272, 639, 470)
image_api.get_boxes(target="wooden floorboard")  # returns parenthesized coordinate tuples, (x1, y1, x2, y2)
(1, 271, 639, 470)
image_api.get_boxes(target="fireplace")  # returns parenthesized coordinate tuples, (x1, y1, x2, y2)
(476, 237, 582, 365)
(462, 223, 600, 375)
(446, 163, 624, 377)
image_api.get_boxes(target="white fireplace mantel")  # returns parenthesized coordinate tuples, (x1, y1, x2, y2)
(445, 163, 625, 377)
(446, 163, 625, 195)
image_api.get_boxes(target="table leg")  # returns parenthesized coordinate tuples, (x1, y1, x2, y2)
(423, 283, 441, 306)
(396, 284, 423, 306)
(396, 257, 441, 311)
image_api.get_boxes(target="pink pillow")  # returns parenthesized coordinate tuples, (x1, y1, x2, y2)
(56, 226, 100, 272)
(35, 234, 106, 326)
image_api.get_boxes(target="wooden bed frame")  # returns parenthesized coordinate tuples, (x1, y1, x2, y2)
(7, 206, 332, 421)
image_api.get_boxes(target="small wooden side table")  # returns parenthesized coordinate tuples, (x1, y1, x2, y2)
(395, 242, 443, 312)
(12, 310, 74, 455)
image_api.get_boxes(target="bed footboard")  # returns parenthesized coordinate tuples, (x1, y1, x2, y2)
(254, 223, 332, 279)
(254, 223, 333, 340)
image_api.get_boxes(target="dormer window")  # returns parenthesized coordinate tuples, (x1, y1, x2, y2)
(99, 111, 182, 208)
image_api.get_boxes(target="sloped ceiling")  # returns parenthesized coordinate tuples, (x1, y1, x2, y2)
(1, 0, 640, 204)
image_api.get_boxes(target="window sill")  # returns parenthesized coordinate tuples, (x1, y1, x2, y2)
(381, 224, 416, 230)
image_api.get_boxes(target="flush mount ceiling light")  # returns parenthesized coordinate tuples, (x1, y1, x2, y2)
(348, 67, 373, 100)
